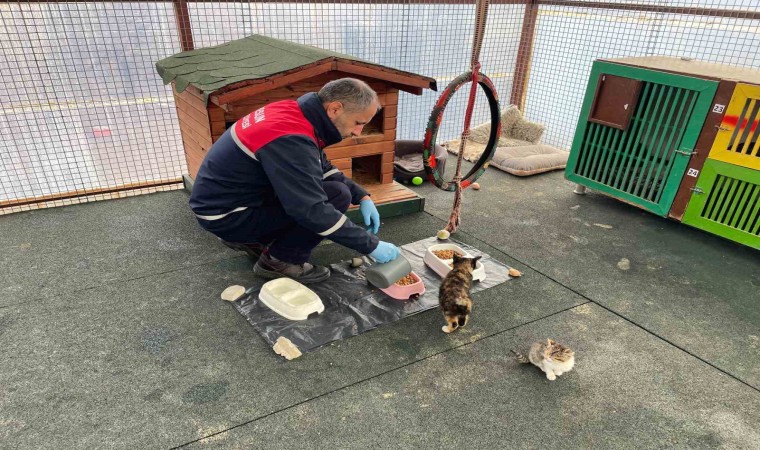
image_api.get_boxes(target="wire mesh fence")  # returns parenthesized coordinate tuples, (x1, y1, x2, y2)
(1, 1, 185, 214)
(527, 1, 760, 149)
(1, 0, 758, 214)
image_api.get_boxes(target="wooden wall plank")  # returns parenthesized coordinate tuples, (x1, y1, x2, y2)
(176, 110, 212, 144)
(331, 158, 352, 170)
(175, 94, 209, 125)
(183, 143, 206, 179)
(207, 103, 226, 122)
(328, 129, 395, 148)
(380, 89, 399, 106)
(181, 135, 208, 159)
(324, 140, 394, 160)
(178, 124, 211, 154)
(175, 85, 208, 115)
(210, 118, 226, 137)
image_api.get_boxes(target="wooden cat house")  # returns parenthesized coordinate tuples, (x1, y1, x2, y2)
(156, 34, 437, 215)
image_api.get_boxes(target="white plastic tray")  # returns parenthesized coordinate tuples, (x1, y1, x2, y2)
(258, 278, 324, 321)
(424, 243, 486, 282)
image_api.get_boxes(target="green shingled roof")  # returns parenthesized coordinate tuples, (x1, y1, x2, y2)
(156, 34, 416, 101)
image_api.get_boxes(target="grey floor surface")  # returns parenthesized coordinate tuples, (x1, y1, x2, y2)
(1, 166, 758, 449)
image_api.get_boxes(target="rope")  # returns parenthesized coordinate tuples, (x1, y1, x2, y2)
(445, 0, 490, 233)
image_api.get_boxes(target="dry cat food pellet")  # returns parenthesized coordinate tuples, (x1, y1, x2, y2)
(395, 273, 417, 286)
(433, 249, 463, 260)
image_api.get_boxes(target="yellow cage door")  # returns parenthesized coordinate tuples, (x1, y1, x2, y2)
(709, 83, 760, 170)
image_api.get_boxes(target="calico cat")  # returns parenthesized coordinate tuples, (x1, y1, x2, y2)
(512, 339, 575, 380)
(439, 254, 481, 333)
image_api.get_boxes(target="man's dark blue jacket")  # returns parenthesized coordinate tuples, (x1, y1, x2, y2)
(189, 93, 379, 254)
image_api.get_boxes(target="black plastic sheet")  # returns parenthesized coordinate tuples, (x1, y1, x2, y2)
(231, 237, 514, 353)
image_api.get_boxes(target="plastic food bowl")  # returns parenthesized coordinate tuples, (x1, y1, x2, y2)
(423, 243, 486, 282)
(365, 255, 413, 289)
(378, 271, 426, 301)
(258, 278, 324, 321)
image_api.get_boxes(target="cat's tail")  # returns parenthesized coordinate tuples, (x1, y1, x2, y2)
(511, 349, 530, 364)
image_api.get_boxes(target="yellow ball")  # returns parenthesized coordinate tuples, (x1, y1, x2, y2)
(437, 229, 450, 240)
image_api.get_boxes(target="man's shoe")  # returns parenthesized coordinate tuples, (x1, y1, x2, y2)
(220, 239, 265, 263)
(253, 253, 330, 284)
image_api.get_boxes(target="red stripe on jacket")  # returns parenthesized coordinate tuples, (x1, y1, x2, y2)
(234, 100, 317, 154)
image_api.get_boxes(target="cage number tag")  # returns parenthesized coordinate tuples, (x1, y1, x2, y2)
(712, 104, 725, 114)
(687, 168, 699, 177)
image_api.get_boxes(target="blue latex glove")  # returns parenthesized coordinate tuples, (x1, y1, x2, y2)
(369, 241, 400, 263)
(360, 198, 381, 234)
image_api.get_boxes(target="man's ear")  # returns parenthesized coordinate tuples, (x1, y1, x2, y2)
(325, 101, 344, 119)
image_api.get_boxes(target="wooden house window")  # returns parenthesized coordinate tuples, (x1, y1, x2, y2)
(589, 74, 642, 130)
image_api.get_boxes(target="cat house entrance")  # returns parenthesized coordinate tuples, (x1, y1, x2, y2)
(361, 113, 384, 136)
(352, 154, 382, 185)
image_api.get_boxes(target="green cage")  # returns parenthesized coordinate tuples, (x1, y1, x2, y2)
(565, 59, 718, 216)
(682, 159, 760, 250)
